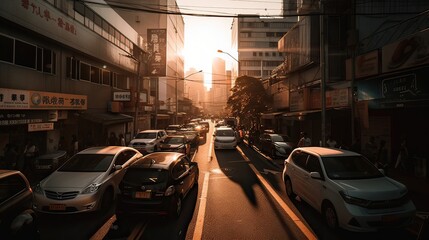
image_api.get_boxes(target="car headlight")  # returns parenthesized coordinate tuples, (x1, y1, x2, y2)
(339, 191, 371, 208)
(82, 183, 101, 194)
(34, 183, 43, 194)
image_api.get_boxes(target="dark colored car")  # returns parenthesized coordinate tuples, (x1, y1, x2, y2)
(165, 125, 182, 135)
(259, 133, 294, 159)
(0, 170, 39, 239)
(177, 129, 200, 153)
(158, 135, 191, 157)
(32, 150, 68, 174)
(116, 152, 199, 219)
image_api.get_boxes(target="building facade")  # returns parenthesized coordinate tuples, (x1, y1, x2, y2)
(0, 0, 146, 157)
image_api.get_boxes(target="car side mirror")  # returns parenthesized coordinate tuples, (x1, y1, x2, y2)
(114, 165, 123, 171)
(309, 171, 322, 179)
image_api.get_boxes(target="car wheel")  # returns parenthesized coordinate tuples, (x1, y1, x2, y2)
(170, 196, 182, 218)
(323, 202, 338, 230)
(100, 189, 114, 213)
(285, 178, 296, 199)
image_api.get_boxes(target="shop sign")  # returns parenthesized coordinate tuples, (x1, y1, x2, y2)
(326, 89, 349, 108)
(147, 29, 166, 77)
(113, 92, 131, 101)
(0, 88, 87, 110)
(0, 111, 45, 126)
(28, 122, 54, 132)
(382, 74, 417, 99)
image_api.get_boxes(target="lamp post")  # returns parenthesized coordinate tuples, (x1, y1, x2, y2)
(175, 70, 203, 124)
(217, 49, 239, 77)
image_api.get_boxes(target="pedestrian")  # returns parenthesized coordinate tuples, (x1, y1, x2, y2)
(395, 139, 409, 172)
(297, 132, 311, 147)
(22, 140, 38, 174)
(118, 133, 126, 146)
(376, 139, 388, 170)
(350, 136, 361, 153)
(4, 143, 18, 169)
(71, 135, 79, 155)
(108, 132, 118, 146)
(364, 136, 377, 164)
(326, 135, 337, 148)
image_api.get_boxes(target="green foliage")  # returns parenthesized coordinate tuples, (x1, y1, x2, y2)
(226, 75, 272, 128)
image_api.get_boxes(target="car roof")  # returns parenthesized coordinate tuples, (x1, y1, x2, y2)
(297, 147, 361, 157)
(138, 129, 165, 133)
(131, 152, 185, 170)
(77, 146, 135, 155)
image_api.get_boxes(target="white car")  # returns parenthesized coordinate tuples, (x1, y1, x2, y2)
(128, 130, 167, 154)
(213, 127, 237, 150)
(282, 147, 416, 232)
(33, 146, 143, 214)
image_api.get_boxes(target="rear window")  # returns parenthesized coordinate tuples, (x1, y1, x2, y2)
(124, 168, 168, 184)
(216, 129, 235, 136)
(135, 132, 157, 139)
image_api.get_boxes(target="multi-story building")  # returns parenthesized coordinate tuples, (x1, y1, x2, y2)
(231, 15, 298, 79)
(108, 0, 185, 127)
(0, 0, 145, 155)
(272, 0, 429, 179)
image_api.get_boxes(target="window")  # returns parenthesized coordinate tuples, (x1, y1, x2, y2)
(172, 160, 187, 179)
(0, 34, 14, 63)
(253, 52, 257, 56)
(15, 40, 36, 69)
(43, 49, 53, 73)
(80, 62, 90, 81)
(291, 151, 309, 169)
(102, 70, 111, 85)
(36, 47, 43, 71)
(259, 52, 263, 56)
(0, 174, 27, 204)
(306, 155, 322, 174)
(90, 66, 100, 84)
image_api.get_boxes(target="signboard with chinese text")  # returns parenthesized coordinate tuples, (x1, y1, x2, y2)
(0, 88, 87, 110)
(147, 29, 166, 77)
(28, 122, 54, 132)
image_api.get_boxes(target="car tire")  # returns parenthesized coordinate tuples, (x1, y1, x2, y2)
(170, 196, 182, 218)
(323, 202, 338, 230)
(285, 177, 296, 200)
(100, 189, 114, 213)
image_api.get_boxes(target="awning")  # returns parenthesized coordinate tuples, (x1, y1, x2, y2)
(261, 111, 284, 119)
(156, 114, 170, 119)
(283, 110, 321, 117)
(80, 112, 133, 126)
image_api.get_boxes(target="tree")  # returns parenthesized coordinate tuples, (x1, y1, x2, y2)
(226, 75, 272, 129)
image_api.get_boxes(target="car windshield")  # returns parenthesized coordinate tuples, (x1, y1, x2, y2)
(322, 155, 384, 180)
(58, 154, 114, 172)
(163, 137, 184, 144)
(123, 168, 168, 184)
(135, 132, 157, 139)
(216, 129, 235, 136)
(271, 135, 285, 142)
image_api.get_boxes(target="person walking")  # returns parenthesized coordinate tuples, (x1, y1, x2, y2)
(326, 135, 337, 148)
(118, 133, 126, 146)
(297, 132, 311, 147)
(395, 139, 409, 172)
(71, 135, 79, 155)
(108, 132, 118, 146)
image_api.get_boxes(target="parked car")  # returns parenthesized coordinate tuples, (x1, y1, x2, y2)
(213, 127, 237, 150)
(128, 130, 168, 154)
(116, 152, 199, 219)
(32, 146, 143, 214)
(165, 125, 182, 135)
(259, 133, 294, 159)
(282, 147, 416, 232)
(158, 135, 191, 157)
(32, 150, 68, 174)
(177, 129, 200, 153)
(0, 170, 39, 239)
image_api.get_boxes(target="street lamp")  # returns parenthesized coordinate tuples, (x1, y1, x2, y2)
(175, 70, 203, 124)
(217, 49, 239, 76)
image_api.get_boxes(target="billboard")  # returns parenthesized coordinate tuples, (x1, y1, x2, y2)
(147, 29, 167, 77)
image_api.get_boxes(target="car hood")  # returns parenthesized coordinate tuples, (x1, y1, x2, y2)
(334, 177, 408, 200)
(130, 139, 155, 144)
(274, 142, 291, 148)
(41, 171, 105, 190)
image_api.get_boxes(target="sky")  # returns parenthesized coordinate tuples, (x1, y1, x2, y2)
(175, 0, 283, 86)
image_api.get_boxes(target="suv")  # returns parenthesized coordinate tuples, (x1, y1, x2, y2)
(128, 130, 167, 154)
(0, 170, 39, 239)
(213, 127, 237, 150)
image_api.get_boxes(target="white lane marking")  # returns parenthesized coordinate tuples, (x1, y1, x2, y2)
(90, 215, 116, 240)
(208, 138, 213, 162)
(237, 147, 317, 240)
(192, 172, 210, 240)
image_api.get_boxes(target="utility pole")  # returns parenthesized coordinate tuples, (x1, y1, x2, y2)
(320, 0, 326, 147)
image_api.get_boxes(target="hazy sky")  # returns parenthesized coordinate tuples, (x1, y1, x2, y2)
(176, 0, 283, 72)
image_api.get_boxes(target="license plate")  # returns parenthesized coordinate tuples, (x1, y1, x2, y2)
(36, 165, 51, 169)
(134, 191, 151, 199)
(382, 214, 399, 223)
(49, 204, 66, 211)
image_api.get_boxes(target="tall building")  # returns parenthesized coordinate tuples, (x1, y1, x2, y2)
(185, 67, 205, 110)
(0, 0, 144, 153)
(108, 0, 185, 127)
(208, 57, 228, 116)
(231, 14, 298, 80)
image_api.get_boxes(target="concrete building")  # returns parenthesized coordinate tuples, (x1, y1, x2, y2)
(0, 0, 145, 156)
(108, 0, 185, 127)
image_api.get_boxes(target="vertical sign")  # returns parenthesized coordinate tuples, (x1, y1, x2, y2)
(147, 29, 166, 77)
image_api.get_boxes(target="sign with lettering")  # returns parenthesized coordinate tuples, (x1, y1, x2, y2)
(0, 88, 87, 110)
(113, 92, 131, 101)
(147, 29, 166, 77)
(28, 122, 54, 132)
